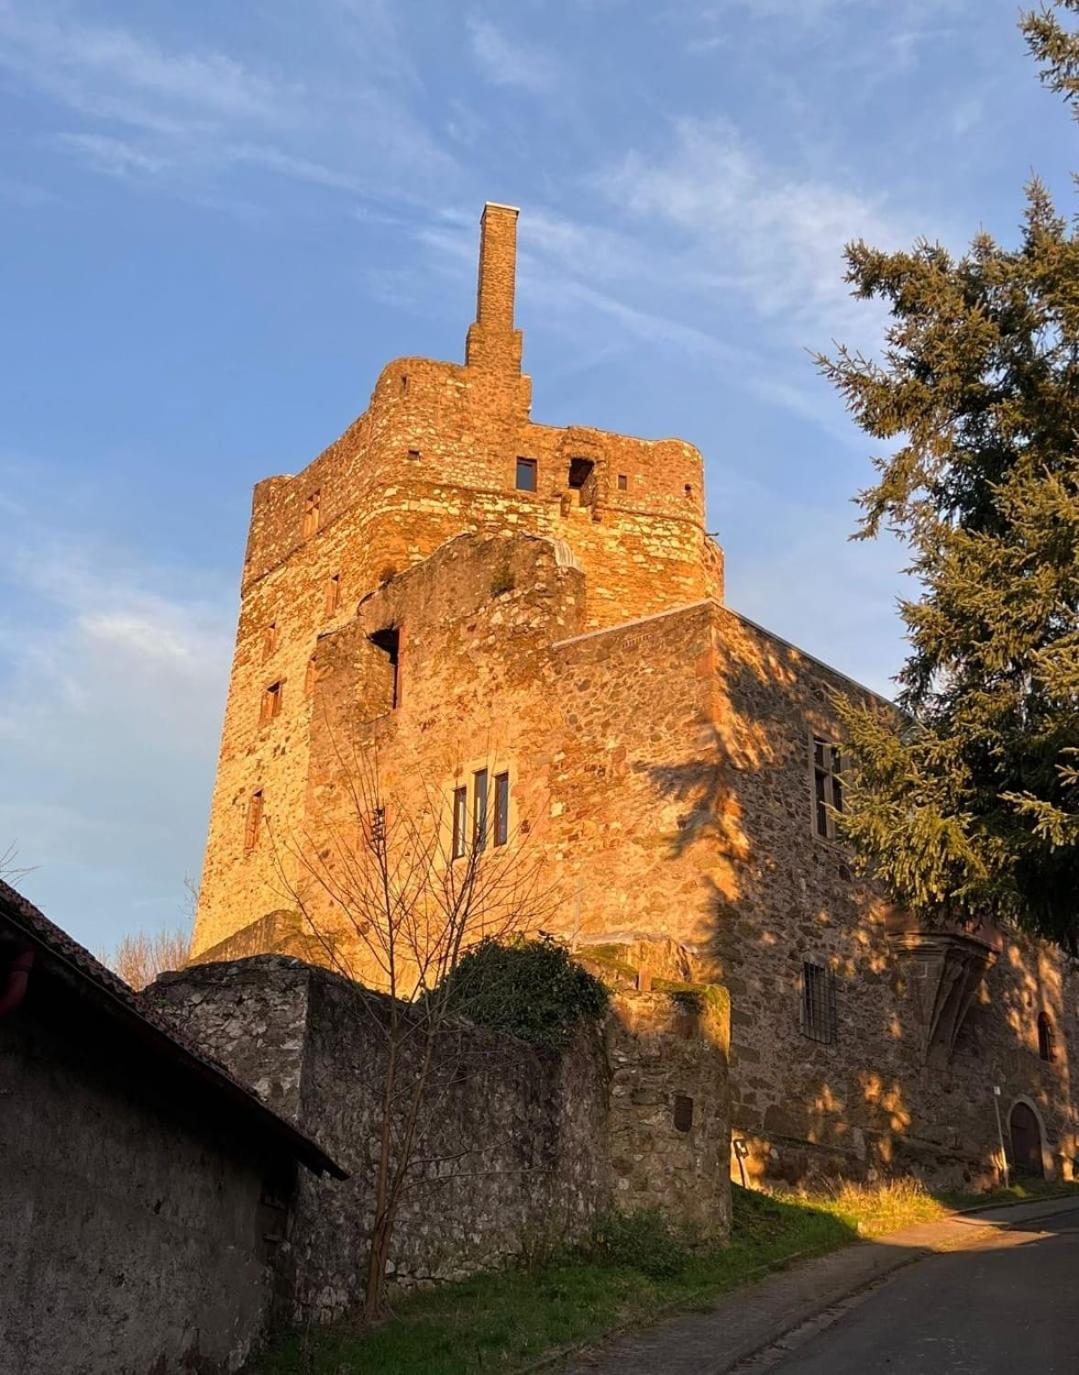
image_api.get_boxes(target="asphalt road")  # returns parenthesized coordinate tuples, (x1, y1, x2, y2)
(752, 1202, 1079, 1374)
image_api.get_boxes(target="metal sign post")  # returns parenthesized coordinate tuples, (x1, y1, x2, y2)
(993, 1084, 1010, 1189)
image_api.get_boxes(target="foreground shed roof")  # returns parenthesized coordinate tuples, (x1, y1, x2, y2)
(0, 878, 346, 1180)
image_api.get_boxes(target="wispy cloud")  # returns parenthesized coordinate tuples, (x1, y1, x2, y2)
(466, 17, 561, 92)
(53, 132, 169, 180)
(0, 503, 233, 945)
(599, 117, 921, 351)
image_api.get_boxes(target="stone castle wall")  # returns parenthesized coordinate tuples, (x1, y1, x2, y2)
(147, 954, 731, 1322)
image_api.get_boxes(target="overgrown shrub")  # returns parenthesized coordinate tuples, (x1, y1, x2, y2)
(587, 1209, 691, 1278)
(436, 936, 609, 1050)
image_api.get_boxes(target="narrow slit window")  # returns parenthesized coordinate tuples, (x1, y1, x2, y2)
(324, 573, 341, 615)
(262, 622, 278, 661)
(302, 490, 321, 538)
(260, 680, 283, 724)
(473, 769, 489, 851)
(812, 736, 844, 839)
(244, 789, 264, 852)
(617, 473, 628, 491)
(368, 627, 400, 710)
(1038, 1012, 1056, 1062)
(494, 772, 510, 847)
(673, 1094, 694, 1133)
(452, 786, 468, 860)
(515, 457, 537, 492)
(305, 657, 318, 696)
(801, 961, 837, 1044)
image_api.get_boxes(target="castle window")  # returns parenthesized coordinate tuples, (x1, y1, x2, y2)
(262, 622, 278, 661)
(1038, 1012, 1056, 1062)
(452, 786, 468, 860)
(568, 457, 594, 489)
(617, 473, 628, 491)
(259, 680, 283, 725)
(516, 457, 537, 492)
(244, 789, 263, 852)
(324, 573, 341, 615)
(368, 627, 400, 709)
(473, 769, 489, 851)
(673, 1094, 694, 1133)
(400, 374, 409, 395)
(303, 490, 321, 539)
(684, 483, 692, 497)
(407, 448, 420, 460)
(812, 736, 844, 839)
(494, 772, 510, 847)
(801, 961, 837, 1044)
(305, 657, 318, 696)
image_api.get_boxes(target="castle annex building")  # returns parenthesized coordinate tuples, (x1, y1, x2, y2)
(192, 204, 1079, 1189)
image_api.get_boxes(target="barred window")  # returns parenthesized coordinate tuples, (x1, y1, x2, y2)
(801, 961, 836, 1044)
(812, 736, 844, 839)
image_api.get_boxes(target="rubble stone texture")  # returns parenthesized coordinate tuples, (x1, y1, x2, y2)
(190, 203, 1079, 1193)
(147, 955, 730, 1319)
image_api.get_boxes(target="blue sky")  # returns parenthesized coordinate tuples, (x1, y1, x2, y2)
(0, 0, 1072, 954)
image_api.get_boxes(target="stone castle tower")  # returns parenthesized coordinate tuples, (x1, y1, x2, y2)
(191, 203, 724, 959)
(190, 204, 1078, 1199)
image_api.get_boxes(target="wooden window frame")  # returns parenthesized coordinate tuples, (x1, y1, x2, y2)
(515, 457, 537, 492)
(451, 786, 468, 861)
(473, 769, 489, 852)
(493, 772, 510, 847)
(811, 734, 844, 841)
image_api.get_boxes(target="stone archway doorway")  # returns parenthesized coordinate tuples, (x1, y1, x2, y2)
(1009, 1101, 1045, 1178)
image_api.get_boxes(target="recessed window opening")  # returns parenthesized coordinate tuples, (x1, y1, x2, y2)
(451, 786, 468, 860)
(407, 448, 420, 460)
(303, 490, 321, 539)
(802, 961, 837, 1044)
(325, 573, 341, 615)
(494, 772, 510, 847)
(568, 457, 594, 489)
(473, 769, 489, 851)
(813, 736, 844, 839)
(260, 680, 283, 724)
(400, 374, 409, 395)
(516, 457, 537, 492)
(262, 622, 278, 661)
(684, 483, 693, 497)
(244, 789, 264, 852)
(1038, 1012, 1056, 1062)
(617, 473, 628, 491)
(368, 626, 400, 709)
(305, 657, 318, 696)
(673, 1094, 694, 1133)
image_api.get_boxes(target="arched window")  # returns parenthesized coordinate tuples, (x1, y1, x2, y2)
(1037, 1011, 1056, 1063)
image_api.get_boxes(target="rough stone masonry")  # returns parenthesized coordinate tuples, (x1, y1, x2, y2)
(190, 202, 1079, 1193)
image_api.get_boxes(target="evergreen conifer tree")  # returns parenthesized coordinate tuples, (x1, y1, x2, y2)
(819, 3, 1079, 947)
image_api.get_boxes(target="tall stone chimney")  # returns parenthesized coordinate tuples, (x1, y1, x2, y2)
(465, 203, 523, 374)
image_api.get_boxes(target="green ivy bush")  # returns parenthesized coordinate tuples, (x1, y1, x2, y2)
(587, 1209, 692, 1278)
(437, 936, 609, 1051)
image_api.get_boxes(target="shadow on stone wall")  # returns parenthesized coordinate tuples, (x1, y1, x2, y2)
(635, 607, 1076, 1193)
